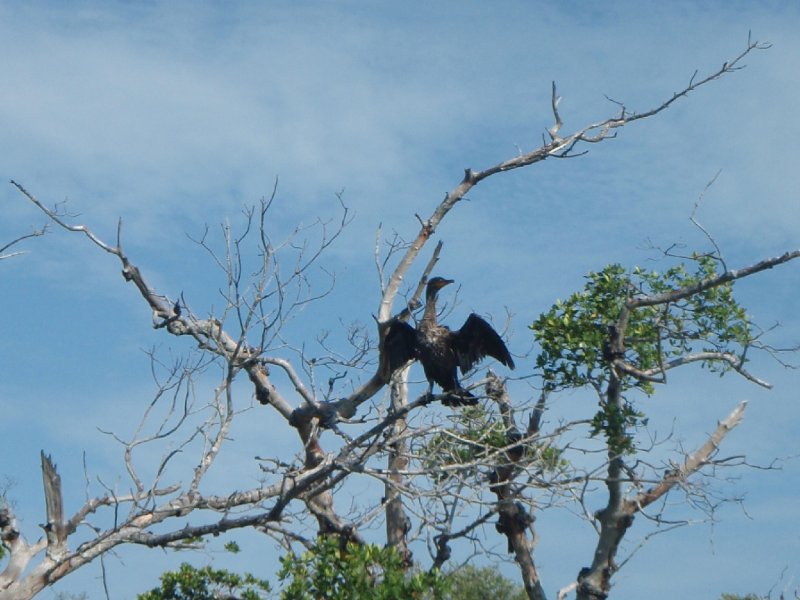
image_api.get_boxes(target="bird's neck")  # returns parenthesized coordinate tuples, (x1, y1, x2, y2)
(422, 291, 439, 324)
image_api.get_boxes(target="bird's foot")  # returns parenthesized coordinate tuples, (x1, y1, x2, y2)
(441, 390, 478, 407)
(420, 391, 437, 406)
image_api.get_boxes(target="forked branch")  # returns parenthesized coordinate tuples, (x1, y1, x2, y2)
(575, 401, 748, 600)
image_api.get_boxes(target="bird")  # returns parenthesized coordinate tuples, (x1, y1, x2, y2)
(384, 276, 515, 406)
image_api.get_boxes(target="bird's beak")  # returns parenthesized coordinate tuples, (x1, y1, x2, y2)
(440, 278, 454, 288)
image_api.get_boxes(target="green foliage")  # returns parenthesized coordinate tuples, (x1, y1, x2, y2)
(533, 264, 630, 392)
(532, 257, 751, 393)
(421, 405, 567, 480)
(172, 535, 204, 548)
(137, 562, 271, 600)
(719, 594, 764, 600)
(0, 487, 14, 561)
(531, 255, 753, 451)
(278, 535, 449, 600)
(137, 548, 529, 600)
(446, 565, 527, 600)
(422, 405, 508, 478)
(590, 398, 646, 454)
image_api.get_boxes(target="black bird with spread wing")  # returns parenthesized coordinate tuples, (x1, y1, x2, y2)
(384, 277, 515, 406)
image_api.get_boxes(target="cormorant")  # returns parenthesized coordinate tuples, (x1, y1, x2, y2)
(384, 277, 515, 406)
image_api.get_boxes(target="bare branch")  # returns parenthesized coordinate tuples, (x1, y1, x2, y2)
(11, 182, 120, 256)
(548, 81, 563, 140)
(0, 225, 48, 260)
(615, 351, 772, 388)
(484, 374, 546, 600)
(575, 401, 748, 600)
(690, 169, 727, 270)
(627, 250, 800, 309)
(633, 401, 747, 510)
(40, 453, 66, 561)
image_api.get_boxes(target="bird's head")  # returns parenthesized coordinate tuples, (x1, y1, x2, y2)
(426, 276, 454, 298)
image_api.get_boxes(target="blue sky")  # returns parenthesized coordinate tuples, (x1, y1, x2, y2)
(2, 1, 800, 598)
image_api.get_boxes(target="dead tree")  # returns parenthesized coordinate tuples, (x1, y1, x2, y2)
(1, 36, 790, 600)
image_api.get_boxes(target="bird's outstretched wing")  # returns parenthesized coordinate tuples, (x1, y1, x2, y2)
(383, 319, 418, 373)
(454, 313, 515, 374)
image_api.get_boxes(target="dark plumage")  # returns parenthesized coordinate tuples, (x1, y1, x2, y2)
(384, 277, 515, 406)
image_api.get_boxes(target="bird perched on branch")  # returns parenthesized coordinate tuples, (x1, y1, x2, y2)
(384, 277, 515, 406)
